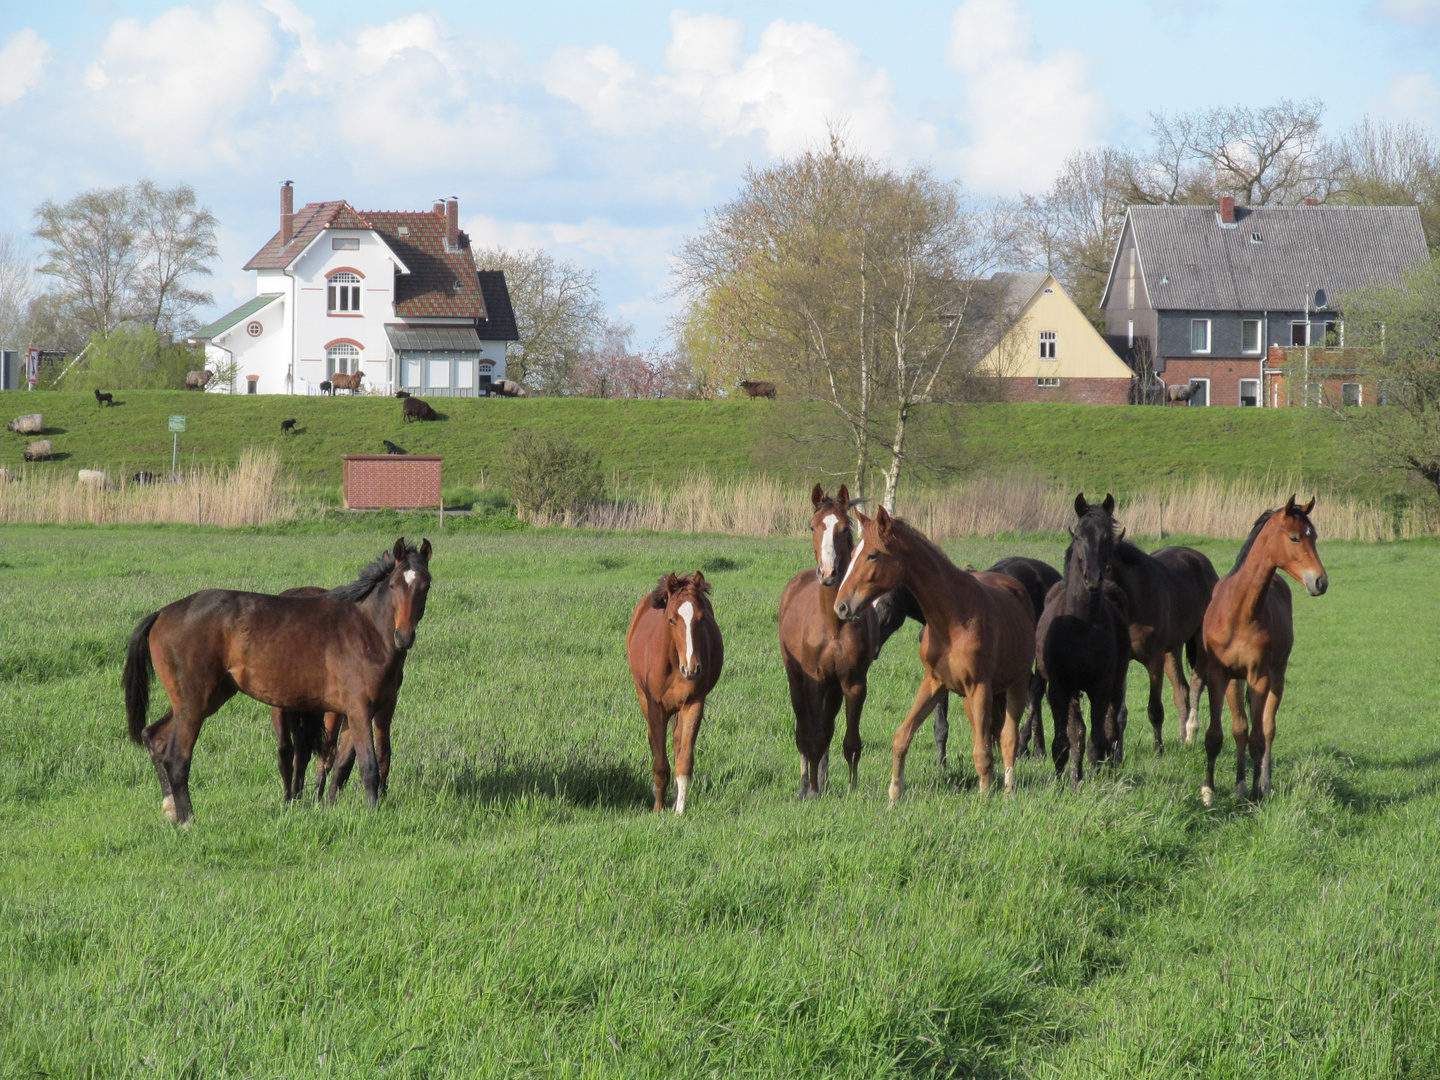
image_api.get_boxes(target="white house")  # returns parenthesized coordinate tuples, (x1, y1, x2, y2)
(192, 183, 518, 396)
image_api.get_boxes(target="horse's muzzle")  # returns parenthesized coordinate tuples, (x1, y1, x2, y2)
(394, 628, 416, 650)
(834, 599, 861, 622)
(816, 568, 838, 587)
(1304, 572, 1328, 597)
(680, 663, 701, 680)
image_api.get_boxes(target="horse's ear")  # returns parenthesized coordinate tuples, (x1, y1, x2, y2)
(393, 538, 407, 562)
(1301, 496, 1315, 515)
(811, 483, 825, 509)
(1102, 493, 1115, 514)
(1284, 494, 1297, 516)
(1116, 527, 1126, 543)
(875, 504, 893, 537)
(419, 538, 432, 564)
(693, 570, 707, 590)
(1074, 493, 1089, 517)
(665, 572, 680, 595)
(836, 484, 849, 510)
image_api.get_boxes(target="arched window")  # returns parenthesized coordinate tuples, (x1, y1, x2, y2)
(327, 342, 360, 377)
(328, 271, 360, 314)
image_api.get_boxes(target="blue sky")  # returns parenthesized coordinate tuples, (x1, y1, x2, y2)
(1, 0, 1437, 342)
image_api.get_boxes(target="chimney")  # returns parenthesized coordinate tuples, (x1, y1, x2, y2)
(1303, 197, 1319, 206)
(280, 181, 294, 247)
(433, 200, 445, 216)
(445, 197, 459, 252)
(1218, 196, 1235, 224)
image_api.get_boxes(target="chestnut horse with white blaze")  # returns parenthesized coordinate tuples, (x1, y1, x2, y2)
(626, 572, 724, 814)
(779, 484, 876, 797)
(1199, 498, 1327, 805)
(834, 507, 1036, 802)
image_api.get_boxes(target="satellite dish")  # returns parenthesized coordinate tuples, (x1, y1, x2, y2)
(1314, 288, 1328, 309)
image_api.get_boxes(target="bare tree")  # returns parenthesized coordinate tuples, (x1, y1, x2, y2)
(472, 246, 606, 395)
(132, 180, 219, 337)
(1328, 117, 1440, 250)
(0, 231, 35, 348)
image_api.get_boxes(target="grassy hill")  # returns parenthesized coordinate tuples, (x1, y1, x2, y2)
(0, 389, 1379, 501)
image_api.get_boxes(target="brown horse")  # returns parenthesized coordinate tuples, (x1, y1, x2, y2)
(834, 507, 1036, 802)
(1200, 498, 1327, 804)
(779, 484, 875, 797)
(1107, 538, 1219, 754)
(625, 572, 724, 814)
(124, 539, 432, 824)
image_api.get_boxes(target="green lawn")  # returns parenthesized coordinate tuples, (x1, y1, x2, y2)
(2, 523, 1436, 1077)
(0, 391, 1379, 501)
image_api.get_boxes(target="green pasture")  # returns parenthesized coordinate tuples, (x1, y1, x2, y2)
(0, 390, 1377, 501)
(1, 521, 1437, 1078)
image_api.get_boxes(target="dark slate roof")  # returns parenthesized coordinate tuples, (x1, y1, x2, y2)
(192, 293, 283, 340)
(988, 271, 1048, 312)
(475, 270, 519, 341)
(385, 326, 483, 351)
(1122, 204, 1428, 311)
(242, 201, 370, 270)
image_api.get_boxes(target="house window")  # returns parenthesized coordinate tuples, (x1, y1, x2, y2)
(331, 237, 359, 251)
(1324, 321, 1342, 347)
(1290, 321, 1309, 346)
(427, 358, 451, 388)
(1036, 377, 1061, 388)
(1242, 319, 1261, 354)
(403, 358, 422, 388)
(456, 360, 474, 390)
(1187, 378, 1209, 407)
(1239, 379, 1259, 407)
(1190, 319, 1210, 353)
(1038, 331, 1057, 359)
(1342, 382, 1362, 407)
(328, 272, 361, 314)
(326, 342, 360, 378)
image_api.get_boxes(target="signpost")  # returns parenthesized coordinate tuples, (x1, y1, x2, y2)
(26, 347, 39, 390)
(169, 415, 185, 476)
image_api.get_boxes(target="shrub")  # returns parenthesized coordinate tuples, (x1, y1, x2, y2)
(500, 432, 605, 522)
(61, 326, 202, 391)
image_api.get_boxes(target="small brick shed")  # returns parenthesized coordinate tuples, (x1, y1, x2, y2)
(342, 455, 442, 510)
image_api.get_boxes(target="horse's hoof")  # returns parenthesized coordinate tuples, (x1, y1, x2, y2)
(1200, 786, 1213, 807)
(162, 795, 178, 822)
(1003, 767, 1016, 795)
(887, 781, 903, 807)
(1235, 783, 1248, 801)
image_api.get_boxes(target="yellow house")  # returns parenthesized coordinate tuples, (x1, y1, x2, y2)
(975, 272, 1135, 404)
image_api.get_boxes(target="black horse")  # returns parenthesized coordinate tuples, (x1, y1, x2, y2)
(1038, 494, 1130, 784)
(873, 554, 1059, 767)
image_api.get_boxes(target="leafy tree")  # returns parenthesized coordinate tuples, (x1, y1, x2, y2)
(62, 325, 202, 391)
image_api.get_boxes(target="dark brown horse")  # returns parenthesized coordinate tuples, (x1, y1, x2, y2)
(124, 539, 432, 824)
(626, 572, 724, 814)
(779, 484, 875, 797)
(1200, 499, 1327, 804)
(834, 508, 1036, 801)
(1106, 536, 1219, 754)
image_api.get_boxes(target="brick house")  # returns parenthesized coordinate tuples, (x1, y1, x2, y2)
(1101, 199, 1427, 406)
(192, 183, 518, 396)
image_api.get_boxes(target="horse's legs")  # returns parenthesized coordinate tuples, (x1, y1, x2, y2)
(372, 701, 397, 798)
(672, 700, 705, 815)
(141, 709, 176, 805)
(1184, 634, 1206, 745)
(1145, 655, 1166, 755)
(1017, 672, 1046, 759)
(964, 684, 997, 796)
(1250, 673, 1282, 801)
(839, 673, 867, 789)
(644, 699, 670, 812)
(888, 674, 946, 807)
(1066, 695, 1087, 787)
(1047, 683, 1071, 780)
(999, 677, 1025, 795)
(933, 691, 950, 768)
(324, 724, 356, 804)
(1226, 679, 1250, 801)
(1201, 661, 1229, 805)
(272, 707, 296, 801)
(1162, 649, 1190, 753)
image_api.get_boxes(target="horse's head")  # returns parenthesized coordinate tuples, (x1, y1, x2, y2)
(653, 571, 712, 680)
(1269, 496, 1327, 596)
(809, 483, 855, 586)
(386, 537, 433, 649)
(834, 505, 905, 622)
(1070, 492, 1120, 593)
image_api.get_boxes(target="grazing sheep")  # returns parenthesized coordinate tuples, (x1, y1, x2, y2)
(78, 469, 112, 489)
(319, 381, 333, 396)
(402, 397, 437, 422)
(330, 370, 365, 394)
(738, 379, 777, 399)
(22, 440, 52, 462)
(491, 379, 527, 398)
(132, 471, 159, 485)
(395, 390, 411, 399)
(383, 440, 405, 455)
(7, 414, 43, 435)
(1167, 383, 1199, 404)
(280, 418, 297, 435)
(94, 388, 114, 408)
(185, 370, 213, 390)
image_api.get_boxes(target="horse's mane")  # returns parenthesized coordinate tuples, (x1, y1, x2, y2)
(1230, 510, 1279, 575)
(1113, 539, 1147, 567)
(329, 542, 422, 602)
(875, 514, 957, 571)
(648, 572, 713, 609)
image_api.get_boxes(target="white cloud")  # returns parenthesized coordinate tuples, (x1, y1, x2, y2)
(467, 213, 680, 281)
(1384, 72, 1440, 117)
(1373, 0, 1440, 26)
(0, 29, 51, 108)
(946, 0, 1107, 192)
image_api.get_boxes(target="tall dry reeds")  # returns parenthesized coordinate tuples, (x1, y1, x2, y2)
(0, 447, 297, 527)
(570, 471, 1433, 542)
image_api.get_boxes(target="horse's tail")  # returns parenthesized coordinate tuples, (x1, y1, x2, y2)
(124, 610, 161, 744)
(1185, 633, 1198, 675)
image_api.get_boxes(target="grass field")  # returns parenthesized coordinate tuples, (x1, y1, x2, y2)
(2, 520, 1437, 1077)
(0, 390, 1383, 502)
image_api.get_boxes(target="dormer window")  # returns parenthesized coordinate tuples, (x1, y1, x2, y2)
(1250, 233, 1263, 243)
(327, 271, 361, 314)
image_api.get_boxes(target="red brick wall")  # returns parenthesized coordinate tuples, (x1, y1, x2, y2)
(1001, 377, 1132, 405)
(343, 455, 442, 509)
(1160, 358, 1265, 407)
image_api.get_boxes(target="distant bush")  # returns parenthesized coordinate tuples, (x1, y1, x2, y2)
(501, 432, 605, 522)
(61, 326, 201, 391)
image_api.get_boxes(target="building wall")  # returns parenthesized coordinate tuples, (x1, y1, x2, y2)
(1160, 357, 1265, 407)
(1000, 377, 1132, 405)
(206, 295, 290, 393)
(290, 231, 400, 393)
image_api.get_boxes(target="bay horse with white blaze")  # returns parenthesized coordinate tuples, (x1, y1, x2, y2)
(835, 507, 1036, 802)
(124, 539, 432, 824)
(626, 572, 724, 813)
(779, 485, 876, 797)
(1200, 498, 1327, 804)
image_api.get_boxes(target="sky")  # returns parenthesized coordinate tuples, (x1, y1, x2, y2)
(0, 0, 1437, 343)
